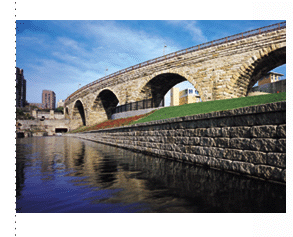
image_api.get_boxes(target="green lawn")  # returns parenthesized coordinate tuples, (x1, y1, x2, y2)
(131, 92, 286, 125)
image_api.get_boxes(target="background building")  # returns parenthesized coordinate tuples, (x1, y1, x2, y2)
(258, 72, 284, 86)
(170, 87, 201, 106)
(42, 90, 56, 109)
(57, 99, 65, 108)
(16, 67, 26, 108)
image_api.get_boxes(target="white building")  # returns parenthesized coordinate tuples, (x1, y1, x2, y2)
(57, 99, 65, 108)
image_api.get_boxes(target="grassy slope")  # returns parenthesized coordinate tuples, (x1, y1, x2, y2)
(132, 92, 286, 125)
(68, 110, 156, 133)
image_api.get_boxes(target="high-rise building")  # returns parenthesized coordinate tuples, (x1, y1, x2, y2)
(16, 67, 26, 108)
(42, 90, 56, 109)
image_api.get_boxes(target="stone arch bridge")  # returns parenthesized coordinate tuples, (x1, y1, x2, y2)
(64, 22, 286, 129)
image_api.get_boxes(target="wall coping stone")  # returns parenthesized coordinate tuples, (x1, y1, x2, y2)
(83, 101, 285, 134)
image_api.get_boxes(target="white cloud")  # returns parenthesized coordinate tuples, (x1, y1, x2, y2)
(79, 21, 181, 62)
(167, 20, 207, 42)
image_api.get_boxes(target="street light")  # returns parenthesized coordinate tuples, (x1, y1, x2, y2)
(105, 68, 108, 77)
(163, 43, 167, 56)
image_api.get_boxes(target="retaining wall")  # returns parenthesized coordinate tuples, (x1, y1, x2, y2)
(250, 80, 286, 94)
(68, 102, 286, 183)
(17, 119, 70, 136)
(111, 107, 161, 120)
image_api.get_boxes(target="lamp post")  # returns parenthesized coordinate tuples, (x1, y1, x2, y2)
(105, 68, 108, 77)
(163, 44, 167, 56)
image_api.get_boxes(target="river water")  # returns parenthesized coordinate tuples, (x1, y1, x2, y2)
(16, 136, 285, 213)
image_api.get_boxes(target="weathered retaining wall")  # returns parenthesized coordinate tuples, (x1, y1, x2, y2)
(17, 119, 70, 136)
(68, 102, 286, 183)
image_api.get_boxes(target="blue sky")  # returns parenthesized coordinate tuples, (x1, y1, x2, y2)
(16, 20, 286, 106)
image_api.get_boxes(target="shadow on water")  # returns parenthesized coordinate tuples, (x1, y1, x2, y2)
(16, 136, 285, 213)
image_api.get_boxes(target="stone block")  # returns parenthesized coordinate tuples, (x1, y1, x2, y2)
(229, 126, 251, 138)
(193, 155, 209, 165)
(218, 158, 233, 170)
(199, 137, 216, 147)
(231, 161, 254, 175)
(253, 165, 283, 180)
(213, 117, 235, 127)
(233, 114, 256, 126)
(206, 127, 222, 137)
(174, 129, 185, 136)
(266, 152, 286, 168)
(223, 148, 243, 161)
(241, 150, 267, 164)
(281, 169, 286, 182)
(189, 146, 205, 155)
(250, 125, 277, 138)
(277, 124, 286, 138)
(276, 139, 286, 152)
(213, 137, 230, 147)
(208, 147, 225, 158)
(255, 112, 286, 125)
(206, 157, 220, 168)
(184, 154, 196, 162)
(238, 162, 255, 175)
(221, 127, 230, 137)
(188, 137, 201, 145)
(229, 138, 251, 150)
(165, 136, 176, 144)
(250, 138, 277, 152)
(194, 128, 207, 136)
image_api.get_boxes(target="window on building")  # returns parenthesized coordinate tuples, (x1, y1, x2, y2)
(189, 89, 193, 94)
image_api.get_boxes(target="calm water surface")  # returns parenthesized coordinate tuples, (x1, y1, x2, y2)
(16, 136, 285, 213)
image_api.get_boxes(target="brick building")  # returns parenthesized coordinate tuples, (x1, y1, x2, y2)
(16, 67, 26, 107)
(42, 90, 56, 109)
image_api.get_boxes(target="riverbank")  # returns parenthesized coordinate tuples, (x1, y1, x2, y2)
(68, 101, 286, 183)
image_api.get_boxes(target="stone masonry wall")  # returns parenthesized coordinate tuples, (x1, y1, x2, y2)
(68, 102, 286, 183)
(65, 28, 286, 128)
(18, 119, 70, 136)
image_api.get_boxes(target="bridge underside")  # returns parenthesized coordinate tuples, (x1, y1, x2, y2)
(141, 73, 187, 107)
(245, 47, 286, 95)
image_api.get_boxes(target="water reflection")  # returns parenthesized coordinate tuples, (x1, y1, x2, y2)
(16, 136, 285, 213)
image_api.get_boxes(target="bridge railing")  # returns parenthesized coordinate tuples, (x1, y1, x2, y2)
(114, 98, 164, 114)
(65, 21, 286, 104)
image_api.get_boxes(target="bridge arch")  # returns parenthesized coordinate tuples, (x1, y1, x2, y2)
(91, 89, 120, 120)
(72, 100, 86, 126)
(228, 44, 286, 97)
(138, 71, 203, 106)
